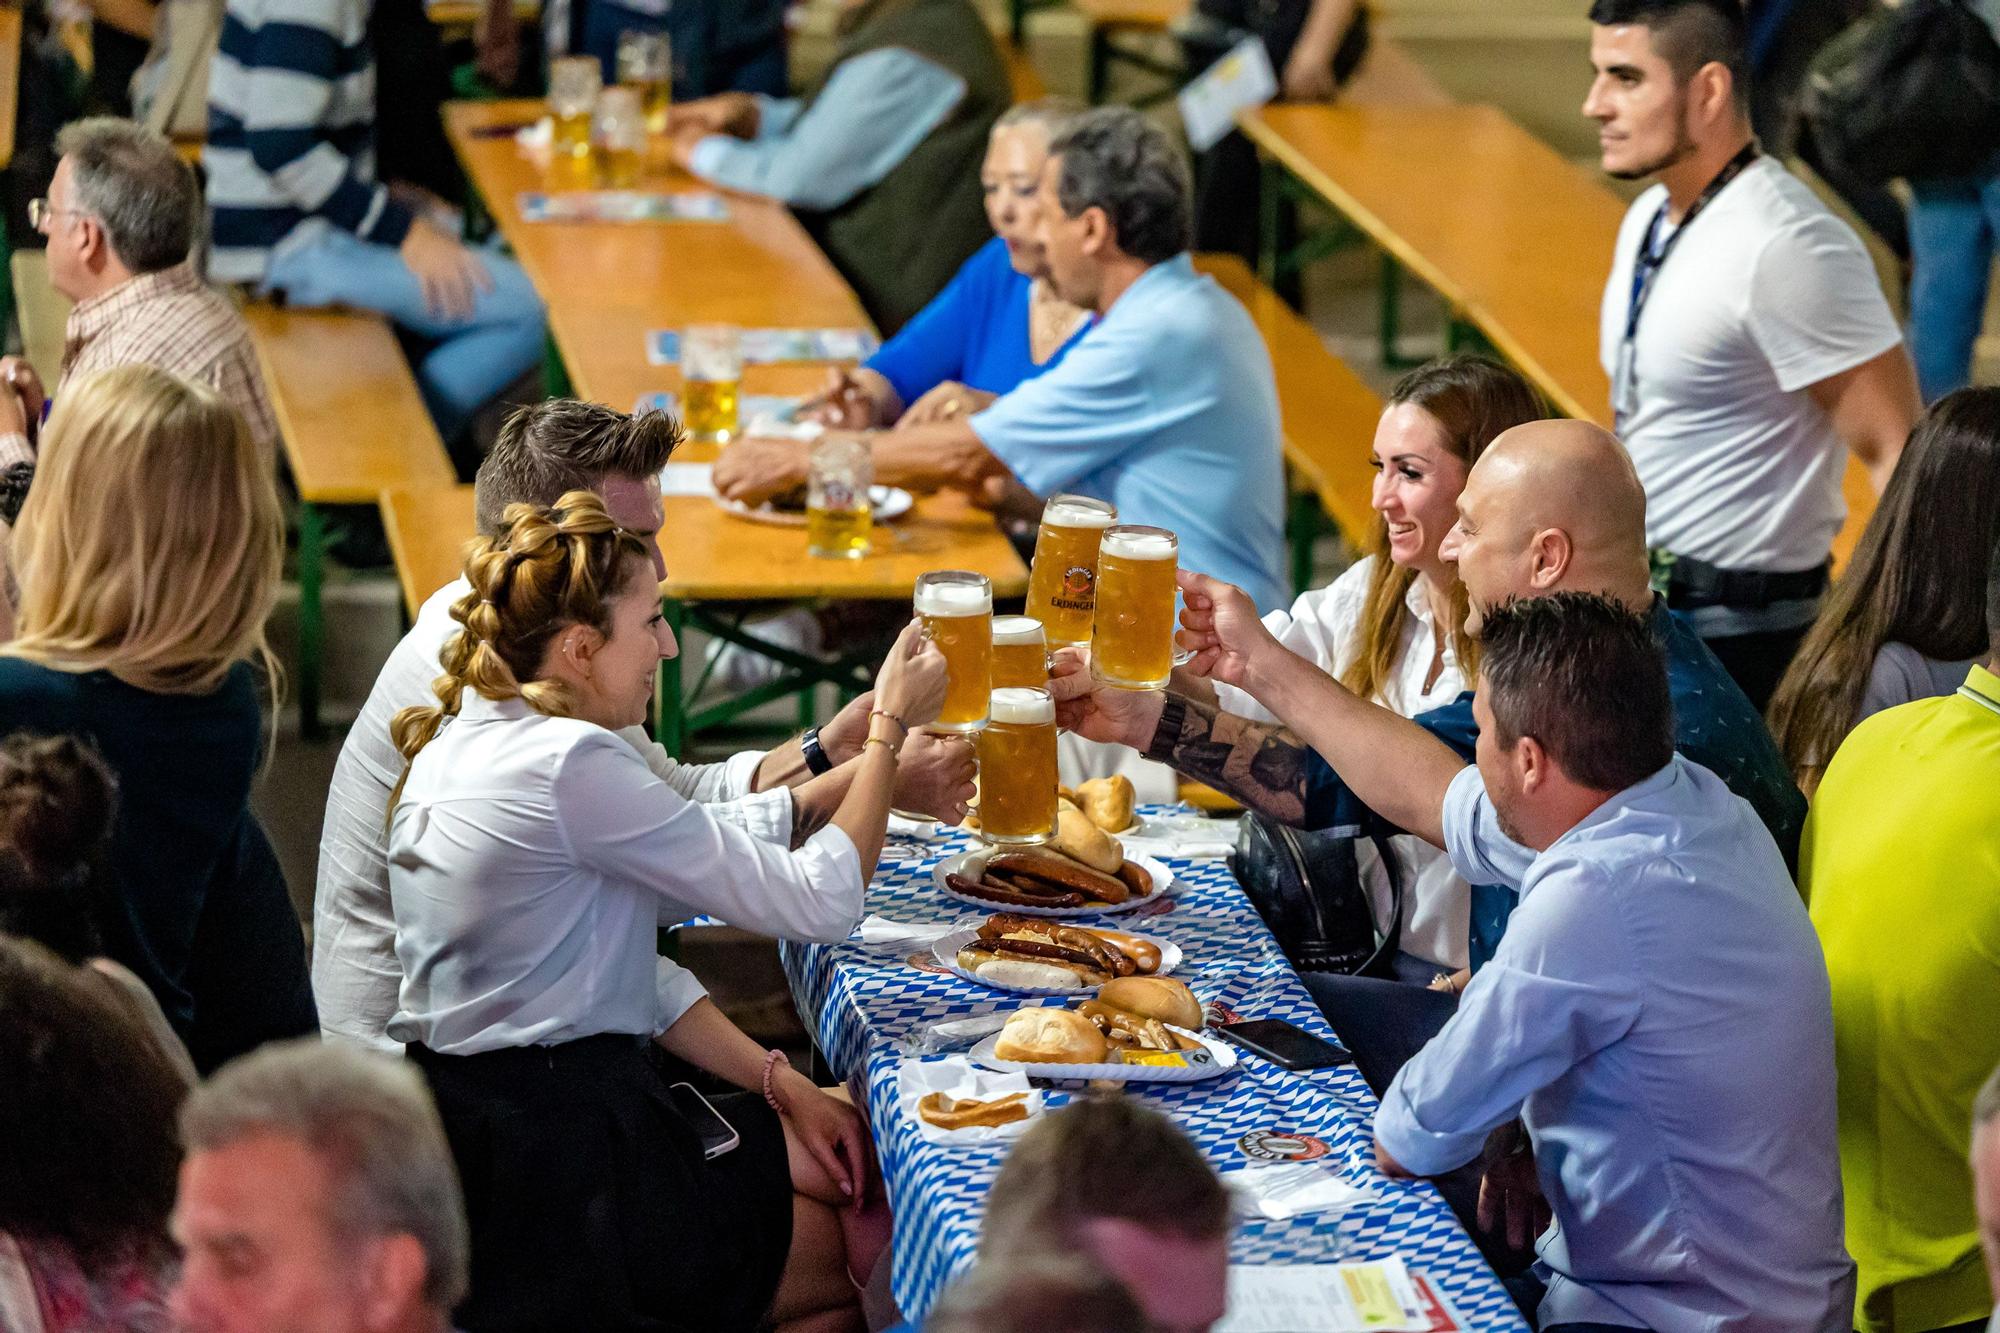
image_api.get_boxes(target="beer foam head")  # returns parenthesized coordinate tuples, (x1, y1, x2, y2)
(914, 576, 991, 617)
(989, 686, 1055, 725)
(1100, 527, 1177, 561)
(1042, 495, 1117, 530)
(991, 615, 1046, 646)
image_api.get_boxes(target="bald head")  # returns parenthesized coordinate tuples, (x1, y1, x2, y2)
(1438, 419, 1655, 636)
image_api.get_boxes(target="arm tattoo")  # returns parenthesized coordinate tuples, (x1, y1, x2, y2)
(789, 792, 834, 850)
(1143, 693, 1309, 825)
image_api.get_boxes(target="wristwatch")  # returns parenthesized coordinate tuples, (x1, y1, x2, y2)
(800, 726, 834, 776)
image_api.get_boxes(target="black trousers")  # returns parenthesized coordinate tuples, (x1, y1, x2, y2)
(1697, 621, 1812, 715)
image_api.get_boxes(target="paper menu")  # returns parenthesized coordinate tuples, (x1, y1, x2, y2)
(1217, 1259, 1460, 1332)
(1178, 35, 1278, 152)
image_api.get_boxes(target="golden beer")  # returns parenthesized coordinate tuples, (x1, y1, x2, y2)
(1091, 526, 1178, 690)
(990, 615, 1048, 688)
(600, 144, 642, 189)
(806, 504, 871, 559)
(915, 571, 993, 732)
(636, 79, 672, 135)
(1025, 494, 1116, 647)
(976, 688, 1058, 845)
(681, 378, 739, 441)
(552, 107, 594, 161)
(808, 435, 873, 559)
(548, 56, 601, 162)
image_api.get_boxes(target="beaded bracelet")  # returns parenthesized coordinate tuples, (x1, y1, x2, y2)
(761, 1048, 790, 1113)
(869, 708, 909, 736)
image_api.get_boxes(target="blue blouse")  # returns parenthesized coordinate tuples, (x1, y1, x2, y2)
(864, 236, 1090, 408)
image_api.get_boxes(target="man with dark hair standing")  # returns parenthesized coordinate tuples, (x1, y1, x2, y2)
(1585, 0, 1919, 709)
(1180, 587, 1850, 1330)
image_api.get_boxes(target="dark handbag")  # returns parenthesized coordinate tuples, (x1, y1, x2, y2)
(1803, 0, 2000, 182)
(1229, 813, 1402, 976)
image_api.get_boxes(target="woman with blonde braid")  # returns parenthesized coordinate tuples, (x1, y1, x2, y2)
(385, 490, 947, 1333)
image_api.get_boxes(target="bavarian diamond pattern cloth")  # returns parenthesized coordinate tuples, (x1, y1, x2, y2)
(778, 811, 1528, 1327)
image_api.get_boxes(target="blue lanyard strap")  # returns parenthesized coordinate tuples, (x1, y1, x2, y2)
(1622, 140, 1761, 343)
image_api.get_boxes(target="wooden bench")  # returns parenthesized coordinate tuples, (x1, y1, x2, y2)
(1194, 252, 1383, 594)
(1003, 37, 1048, 101)
(381, 485, 478, 619)
(242, 303, 455, 736)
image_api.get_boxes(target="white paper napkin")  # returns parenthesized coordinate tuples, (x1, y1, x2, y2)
(1226, 1162, 1372, 1221)
(895, 1057, 1043, 1145)
(1121, 812, 1241, 861)
(659, 462, 716, 498)
(854, 916, 957, 949)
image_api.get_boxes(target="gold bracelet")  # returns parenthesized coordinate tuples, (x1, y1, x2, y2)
(863, 735, 900, 758)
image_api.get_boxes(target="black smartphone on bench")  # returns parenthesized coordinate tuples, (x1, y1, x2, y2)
(1216, 1019, 1353, 1071)
(669, 1082, 742, 1159)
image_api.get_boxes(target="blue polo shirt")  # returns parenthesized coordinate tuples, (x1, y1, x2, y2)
(970, 253, 1288, 613)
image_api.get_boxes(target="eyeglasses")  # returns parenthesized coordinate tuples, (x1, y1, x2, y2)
(27, 198, 87, 232)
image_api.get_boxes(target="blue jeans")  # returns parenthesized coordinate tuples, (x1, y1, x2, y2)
(264, 229, 547, 443)
(1909, 174, 2000, 402)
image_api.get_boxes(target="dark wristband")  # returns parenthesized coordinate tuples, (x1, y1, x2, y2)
(800, 726, 834, 776)
(1143, 693, 1188, 764)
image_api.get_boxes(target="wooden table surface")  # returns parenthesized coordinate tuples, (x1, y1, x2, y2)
(0, 7, 22, 172)
(1070, 0, 1184, 29)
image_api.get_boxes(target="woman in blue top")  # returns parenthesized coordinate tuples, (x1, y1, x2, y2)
(807, 99, 1094, 430)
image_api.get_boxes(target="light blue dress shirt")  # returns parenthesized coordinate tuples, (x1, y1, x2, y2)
(687, 48, 966, 210)
(970, 254, 1288, 613)
(1377, 758, 1854, 1333)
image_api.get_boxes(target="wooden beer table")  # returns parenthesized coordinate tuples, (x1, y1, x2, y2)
(439, 99, 1028, 752)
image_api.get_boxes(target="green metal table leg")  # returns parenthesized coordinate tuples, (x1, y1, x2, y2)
(542, 333, 572, 399)
(1379, 250, 1402, 367)
(298, 502, 325, 740)
(1089, 30, 1110, 103)
(1287, 489, 1321, 597)
(1011, 0, 1027, 44)
(657, 598, 687, 756)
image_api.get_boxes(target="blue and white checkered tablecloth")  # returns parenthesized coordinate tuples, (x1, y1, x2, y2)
(777, 812, 1529, 1328)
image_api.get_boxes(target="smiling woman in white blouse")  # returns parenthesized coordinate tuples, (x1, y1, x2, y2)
(382, 490, 948, 1333)
(1207, 356, 1544, 975)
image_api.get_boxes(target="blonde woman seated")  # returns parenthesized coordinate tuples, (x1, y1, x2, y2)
(386, 490, 947, 1333)
(1199, 356, 1542, 976)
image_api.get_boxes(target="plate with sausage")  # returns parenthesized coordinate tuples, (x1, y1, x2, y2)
(933, 844, 1173, 918)
(933, 914, 1181, 996)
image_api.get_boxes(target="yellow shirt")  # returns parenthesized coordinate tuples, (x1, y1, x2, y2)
(1803, 664, 2000, 1332)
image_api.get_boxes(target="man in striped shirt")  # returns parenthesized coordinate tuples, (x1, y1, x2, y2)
(205, 0, 545, 444)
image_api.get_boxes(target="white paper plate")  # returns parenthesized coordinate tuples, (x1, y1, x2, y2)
(716, 486, 913, 527)
(933, 847, 1174, 918)
(932, 926, 1182, 996)
(968, 1020, 1236, 1084)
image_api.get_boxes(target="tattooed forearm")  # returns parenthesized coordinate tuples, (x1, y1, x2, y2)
(1142, 693, 1309, 825)
(790, 789, 836, 849)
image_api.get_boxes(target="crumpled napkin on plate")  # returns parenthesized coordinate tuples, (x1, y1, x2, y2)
(1226, 1161, 1373, 1221)
(1120, 811, 1241, 861)
(896, 1056, 1043, 1145)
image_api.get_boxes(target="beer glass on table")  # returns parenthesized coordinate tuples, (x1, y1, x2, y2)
(681, 325, 741, 443)
(616, 29, 673, 136)
(548, 57, 601, 165)
(977, 687, 1058, 845)
(915, 570, 992, 733)
(1024, 494, 1116, 647)
(807, 436, 872, 559)
(1090, 526, 1178, 690)
(593, 87, 646, 189)
(990, 615, 1048, 688)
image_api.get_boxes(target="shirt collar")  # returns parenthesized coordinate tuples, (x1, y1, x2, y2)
(1963, 663, 2000, 707)
(455, 692, 537, 723)
(1110, 252, 1195, 316)
(66, 262, 203, 341)
(1542, 756, 1684, 858)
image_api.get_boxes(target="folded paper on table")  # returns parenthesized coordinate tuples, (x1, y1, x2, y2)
(657, 463, 716, 498)
(855, 915, 959, 949)
(517, 191, 730, 223)
(645, 328, 882, 366)
(1226, 1161, 1373, 1221)
(894, 1057, 1043, 1145)
(1218, 1259, 1450, 1333)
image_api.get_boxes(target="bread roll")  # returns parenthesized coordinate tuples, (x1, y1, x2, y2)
(1053, 806, 1122, 874)
(993, 1007, 1110, 1064)
(1075, 775, 1135, 832)
(1096, 977, 1204, 1031)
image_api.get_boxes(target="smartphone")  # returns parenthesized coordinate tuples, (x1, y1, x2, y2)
(1216, 1019, 1354, 1071)
(669, 1082, 742, 1159)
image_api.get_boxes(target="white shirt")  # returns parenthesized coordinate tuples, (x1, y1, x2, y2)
(314, 577, 792, 1053)
(386, 694, 863, 1055)
(1214, 558, 1470, 968)
(1600, 157, 1902, 574)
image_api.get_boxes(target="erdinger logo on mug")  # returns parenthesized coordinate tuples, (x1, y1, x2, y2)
(1238, 1130, 1331, 1163)
(1052, 565, 1095, 611)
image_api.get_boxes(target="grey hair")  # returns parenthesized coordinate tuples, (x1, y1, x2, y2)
(993, 97, 1085, 138)
(1047, 108, 1190, 265)
(1977, 1062, 2000, 1135)
(181, 1040, 469, 1310)
(54, 118, 199, 274)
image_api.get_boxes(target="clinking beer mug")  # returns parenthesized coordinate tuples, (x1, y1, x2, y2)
(1024, 494, 1116, 648)
(914, 571, 992, 732)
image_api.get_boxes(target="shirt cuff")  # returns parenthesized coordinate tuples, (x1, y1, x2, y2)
(653, 958, 709, 1036)
(1373, 1072, 1488, 1178)
(706, 786, 794, 847)
(1440, 765, 1492, 882)
(0, 433, 32, 469)
(719, 748, 766, 799)
(796, 824, 866, 942)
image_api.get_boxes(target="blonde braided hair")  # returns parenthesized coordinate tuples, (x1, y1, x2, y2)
(388, 490, 651, 809)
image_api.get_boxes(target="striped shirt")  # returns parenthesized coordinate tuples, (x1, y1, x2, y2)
(204, 0, 413, 284)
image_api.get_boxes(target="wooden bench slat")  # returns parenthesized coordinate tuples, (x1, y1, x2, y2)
(383, 484, 478, 616)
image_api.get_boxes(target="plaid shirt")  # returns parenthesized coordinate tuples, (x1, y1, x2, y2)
(60, 263, 278, 457)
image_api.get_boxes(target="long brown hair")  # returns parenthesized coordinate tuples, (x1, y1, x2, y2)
(1768, 387, 2000, 791)
(1340, 356, 1545, 702)
(388, 491, 649, 810)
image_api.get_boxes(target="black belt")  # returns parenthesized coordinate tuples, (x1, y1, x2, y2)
(405, 1032, 648, 1075)
(1660, 553, 1830, 611)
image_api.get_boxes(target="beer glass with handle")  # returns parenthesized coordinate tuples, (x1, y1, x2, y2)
(1024, 494, 1116, 647)
(548, 56, 601, 165)
(977, 687, 1058, 845)
(616, 29, 673, 136)
(990, 615, 1048, 688)
(681, 325, 741, 443)
(807, 436, 872, 559)
(915, 570, 992, 732)
(1090, 526, 1178, 690)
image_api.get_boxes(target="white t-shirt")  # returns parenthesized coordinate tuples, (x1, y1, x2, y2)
(1600, 157, 1903, 573)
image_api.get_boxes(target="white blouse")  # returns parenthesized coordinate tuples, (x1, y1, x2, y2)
(1214, 557, 1471, 969)
(385, 693, 864, 1055)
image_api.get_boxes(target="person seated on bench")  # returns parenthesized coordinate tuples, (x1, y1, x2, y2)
(806, 99, 1092, 431)
(925, 1257, 1146, 1333)
(716, 107, 1288, 614)
(205, 0, 547, 445)
(0, 367, 315, 1074)
(0, 118, 277, 468)
(668, 0, 1012, 331)
(315, 398, 976, 1053)
(384, 491, 942, 1330)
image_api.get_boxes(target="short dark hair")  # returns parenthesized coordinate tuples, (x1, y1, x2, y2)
(927, 1255, 1145, 1333)
(1987, 522, 2000, 656)
(473, 400, 682, 533)
(0, 732, 119, 964)
(1049, 108, 1191, 265)
(1587, 0, 1749, 102)
(1479, 592, 1674, 792)
(55, 117, 199, 273)
(980, 1095, 1228, 1261)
